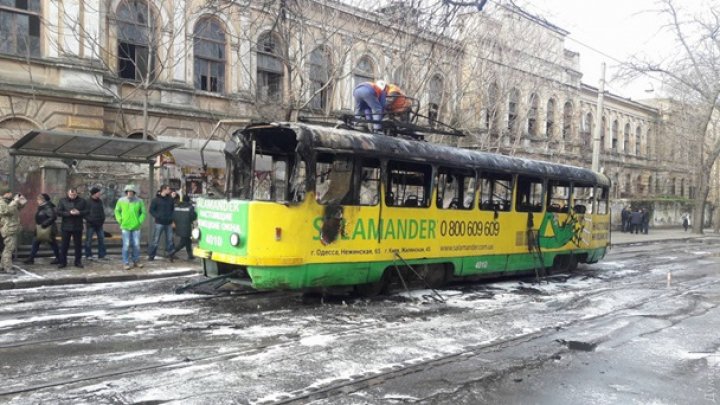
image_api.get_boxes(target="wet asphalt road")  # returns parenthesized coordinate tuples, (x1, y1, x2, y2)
(1, 238, 719, 404)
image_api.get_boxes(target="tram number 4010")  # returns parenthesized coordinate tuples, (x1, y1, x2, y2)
(439, 220, 500, 237)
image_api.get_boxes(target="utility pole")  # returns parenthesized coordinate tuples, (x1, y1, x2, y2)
(592, 62, 605, 173)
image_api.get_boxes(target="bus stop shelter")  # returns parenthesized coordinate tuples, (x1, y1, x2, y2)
(8, 130, 182, 236)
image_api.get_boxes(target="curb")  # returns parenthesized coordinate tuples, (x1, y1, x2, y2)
(610, 235, 707, 247)
(0, 269, 199, 291)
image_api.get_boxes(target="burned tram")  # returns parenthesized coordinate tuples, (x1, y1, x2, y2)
(192, 122, 611, 294)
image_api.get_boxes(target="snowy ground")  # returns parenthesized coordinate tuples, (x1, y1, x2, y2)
(1, 239, 719, 404)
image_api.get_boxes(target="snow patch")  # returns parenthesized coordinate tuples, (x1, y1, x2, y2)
(300, 334, 336, 347)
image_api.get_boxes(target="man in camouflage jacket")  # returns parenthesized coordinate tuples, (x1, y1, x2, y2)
(0, 190, 27, 274)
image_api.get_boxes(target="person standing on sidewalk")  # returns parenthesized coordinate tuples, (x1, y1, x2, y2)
(641, 208, 651, 235)
(169, 194, 196, 261)
(115, 184, 146, 270)
(682, 213, 690, 232)
(0, 191, 27, 274)
(56, 188, 89, 268)
(24, 193, 59, 265)
(84, 187, 106, 260)
(629, 208, 643, 235)
(147, 185, 175, 261)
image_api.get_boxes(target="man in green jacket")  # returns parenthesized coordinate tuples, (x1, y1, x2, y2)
(0, 190, 27, 274)
(114, 185, 146, 270)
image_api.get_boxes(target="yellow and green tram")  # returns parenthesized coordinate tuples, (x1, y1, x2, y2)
(193, 122, 611, 294)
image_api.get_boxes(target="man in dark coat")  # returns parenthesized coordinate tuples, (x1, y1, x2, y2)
(641, 208, 651, 234)
(24, 193, 60, 264)
(169, 195, 197, 260)
(56, 188, 89, 268)
(84, 187, 106, 259)
(148, 184, 175, 260)
(621, 206, 630, 232)
(629, 208, 643, 235)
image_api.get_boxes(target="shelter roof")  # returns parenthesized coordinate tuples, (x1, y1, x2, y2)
(9, 130, 181, 164)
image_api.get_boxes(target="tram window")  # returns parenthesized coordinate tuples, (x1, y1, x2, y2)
(547, 180, 570, 213)
(359, 159, 381, 206)
(596, 186, 609, 214)
(253, 154, 290, 201)
(516, 176, 544, 212)
(387, 161, 432, 208)
(436, 167, 475, 210)
(572, 184, 594, 214)
(479, 172, 512, 212)
(289, 160, 307, 202)
(316, 154, 354, 205)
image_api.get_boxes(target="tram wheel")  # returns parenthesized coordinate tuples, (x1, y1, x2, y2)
(552, 254, 578, 274)
(418, 264, 448, 289)
(355, 271, 388, 297)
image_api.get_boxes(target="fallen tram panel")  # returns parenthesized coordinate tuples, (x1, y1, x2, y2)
(192, 122, 611, 294)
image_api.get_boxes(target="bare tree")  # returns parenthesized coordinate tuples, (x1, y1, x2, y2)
(620, 0, 720, 233)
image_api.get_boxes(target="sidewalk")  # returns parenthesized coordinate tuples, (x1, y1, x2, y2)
(0, 254, 201, 291)
(611, 227, 718, 246)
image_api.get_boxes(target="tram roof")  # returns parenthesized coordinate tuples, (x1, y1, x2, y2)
(244, 122, 611, 187)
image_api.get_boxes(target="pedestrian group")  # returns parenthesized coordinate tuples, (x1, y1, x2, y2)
(0, 184, 196, 275)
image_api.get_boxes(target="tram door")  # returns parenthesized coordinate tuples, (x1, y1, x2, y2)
(314, 154, 381, 283)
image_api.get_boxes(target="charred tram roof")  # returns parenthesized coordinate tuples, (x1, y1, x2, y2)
(241, 122, 610, 187)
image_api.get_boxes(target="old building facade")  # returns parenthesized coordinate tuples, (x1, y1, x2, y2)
(0, 0, 705, 222)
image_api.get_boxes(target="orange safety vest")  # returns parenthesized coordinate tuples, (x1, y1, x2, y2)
(385, 84, 411, 113)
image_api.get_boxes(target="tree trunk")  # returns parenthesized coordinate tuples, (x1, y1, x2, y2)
(692, 169, 710, 233)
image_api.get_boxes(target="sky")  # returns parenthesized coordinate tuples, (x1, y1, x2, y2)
(520, 0, 686, 100)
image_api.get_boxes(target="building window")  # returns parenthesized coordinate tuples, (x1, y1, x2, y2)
(527, 93, 538, 136)
(257, 32, 284, 102)
(428, 75, 444, 127)
(545, 98, 555, 137)
(0, 0, 41, 57)
(582, 112, 593, 146)
(308, 47, 331, 110)
(562, 101, 573, 140)
(611, 119, 619, 151)
(353, 55, 374, 89)
(193, 18, 225, 93)
(508, 88, 519, 131)
(392, 66, 406, 88)
(486, 83, 499, 132)
(116, 0, 155, 81)
(623, 123, 630, 153)
(636, 126, 642, 155)
(601, 117, 607, 150)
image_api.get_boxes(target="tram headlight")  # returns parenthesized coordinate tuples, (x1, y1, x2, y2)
(229, 232, 241, 247)
(191, 228, 201, 241)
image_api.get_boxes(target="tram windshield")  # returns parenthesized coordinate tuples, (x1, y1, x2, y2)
(227, 127, 306, 202)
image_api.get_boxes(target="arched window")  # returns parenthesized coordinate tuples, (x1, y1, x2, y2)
(392, 66, 406, 88)
(0, 0, 41, 57)
(353, 56, 375, 88)
(508, 88, 519, 131)
(625, 173, 631, 194)
(647, 175, 653, 195)
(680, 179, 685, 197)
(582, 112, 593, 146)
(562, 102, 573, 140)
(428, 75, 444, 127)
(671, 177, 676, 195)
(256, 32, 284, 102)
(645, 128, 651, 156)
(635, 126, 642, 155)
(486, 83, 499, 132)
(527, 93, 538, 136)
(117, 0, 156, 81)
(611, 119, 619, 151)
(308, 47, 332, 110)
(193, 18, 225, 93)
(545, 98, 555, 137)
(623, 123, 630, 153)
(601, 116, 607, 150)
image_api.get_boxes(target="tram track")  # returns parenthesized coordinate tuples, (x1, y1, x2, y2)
(262, 268, 720, 404)
(1, 240, 717, 401)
